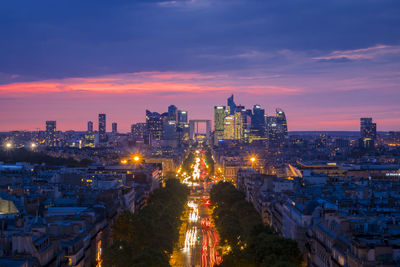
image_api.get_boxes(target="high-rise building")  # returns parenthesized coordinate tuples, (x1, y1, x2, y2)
(266, 116, 279, 149)
(360, 118, 377, 149)
(275, 108, 288, 145)
(131, 123, 146, 140)
(177, 110, 188, 124)
(112, 122, 117, 134)
(145, 110, 163, 146)
(223, 111, 243, 140)
(223, 115, 235, 140)
(251, 104, 265, 138)
(227, 94, 236, 115)
(45, 121, 57, 147)
(266, 109, 288, 149)
(177, 110, 189, 144)
(87, 121, 93, 133)
(98, 114, 106, 143)
(276, 108, 288, 134)
(168, 105, 177, 122)
(234, 111, 243, 140)
(214, 106, 226, 143)
(242, 109, 252, 142)
(163, 120, 177, 141)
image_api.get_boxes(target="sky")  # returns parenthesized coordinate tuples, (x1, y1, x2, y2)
(1, 0, 400, 132)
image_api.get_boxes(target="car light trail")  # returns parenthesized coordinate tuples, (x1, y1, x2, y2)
(184, 227, 197, 250)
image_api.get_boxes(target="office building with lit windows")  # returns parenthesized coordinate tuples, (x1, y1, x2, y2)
(177, 110, 188, 124)
(251, 104, 266, 138)
(214, 106, 226, 143)
(360, 118, 377, 149)
(45, 121, 57, 147)
(145, 110, 163, 146)
(98, 114, 106, 143)
(131, 123, 146, 140)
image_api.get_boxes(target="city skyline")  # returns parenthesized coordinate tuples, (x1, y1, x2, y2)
(1, 1, 400, 132)
(0, 97, 394, 133)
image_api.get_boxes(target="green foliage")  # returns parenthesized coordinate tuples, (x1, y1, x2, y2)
(210, 182, 302, 267)
(0, 148, 92, 167)
(103, 178, 189, 267)
(182, 151, 194, 174)
(204, 148, 215, 175)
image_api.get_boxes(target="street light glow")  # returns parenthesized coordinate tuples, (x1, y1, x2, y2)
(133, 155, 140, 162)
(31, 143, 37, 148)
(121, 159, 128, 164)
(5, 142, 12, 149)
(250, 157, 256, 163)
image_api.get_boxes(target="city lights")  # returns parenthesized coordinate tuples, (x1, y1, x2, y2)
(184, 227, 198, 250)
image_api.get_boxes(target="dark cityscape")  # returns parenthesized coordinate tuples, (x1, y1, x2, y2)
(1, 1, 400, 267)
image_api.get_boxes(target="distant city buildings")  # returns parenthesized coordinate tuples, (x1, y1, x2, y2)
(360, 117, 377, 149)
(145, 110, 163, 146)
(177, 110, 188, 124)
(131, 123, 146, 141)
(98, 114, 107, 143)
(45, 120, 56, 147)
(112, 122, 118, 134)
(87, 121, 93, 133)
(214, 106, 226, 143)
(212, 95, 287, 148)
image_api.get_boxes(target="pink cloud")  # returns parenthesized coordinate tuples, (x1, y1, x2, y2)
(313, 44, 400, 61)
(0, 71, 302, 96)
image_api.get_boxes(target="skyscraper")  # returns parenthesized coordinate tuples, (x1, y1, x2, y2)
(223, 111, 243, 140)
(163, 120, 177, 141)
(227, 94, 236, 115)
(223, 115, 235, 140)
(45, 121, 56, 147)
(275, 108, 288, 146)
(214, 106, 226, 143)
(266, 116, 279, 149)
(177, 110, 188, 124)
(276, 108, 288, 135)
(168, 105, 177, 122)
(177, 110, 189, 145)
(251, 104, 265, 138)
(87, 121, 93, 133)
(131, 123, 146, 140)
(112, 122, 117, 134)
(145, 110, 163, 146)
(266, 109, 288, 149)
(98, 114, 106, 143)
(360, 118, 376, 149)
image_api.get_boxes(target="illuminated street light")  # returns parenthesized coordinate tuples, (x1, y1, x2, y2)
(133, 155, 140, 162)
(5, 142, 12, 149)
(250, 156, 257, 168)
(120, 159, 128, 164)
(31, 143, 37, 149)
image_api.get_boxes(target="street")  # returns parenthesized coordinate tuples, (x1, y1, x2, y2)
(171, 149, 222, 267)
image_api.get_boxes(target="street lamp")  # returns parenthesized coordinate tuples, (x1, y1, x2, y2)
(120, 159, 128, 164)
(133, 155, 140, 162)
(250, 156, 257, 168)
(5, 142, 12, 149)
(31, 143, 37, 149)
